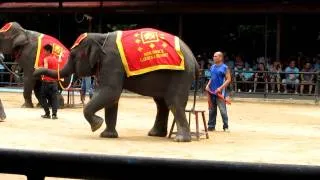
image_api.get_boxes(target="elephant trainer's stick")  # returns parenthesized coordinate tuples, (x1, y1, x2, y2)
(207, 89, 231, 105)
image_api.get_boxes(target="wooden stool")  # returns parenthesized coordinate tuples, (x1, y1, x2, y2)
(168, 109, 209, 140)
(65, 88, 83, 107)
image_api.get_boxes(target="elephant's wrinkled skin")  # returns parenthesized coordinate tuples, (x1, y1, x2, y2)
(0, 99, 6, 121)
(0, 22, 69, 108)
(34, 31, 199, 142)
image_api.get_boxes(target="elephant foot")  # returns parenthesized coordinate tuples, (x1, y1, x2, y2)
(148, 127, 167, 137)
(58, 94, 64, 109)
(174, 133, 192, 142)
(0, 114, 6, 122)
(90, 115, 104, 132)
(100, 129, 119, 138)
(21, 102, 34, 108)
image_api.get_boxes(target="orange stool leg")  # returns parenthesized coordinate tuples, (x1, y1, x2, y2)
(201, 112, 209, 139)
(188, 111, 191, 128)
(67, 90, 70, 105)
(195, 112, 200, 140)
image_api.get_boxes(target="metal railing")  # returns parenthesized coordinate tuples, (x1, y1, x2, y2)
(0, 62, 24, 87)
(0, 148, 319, 180)
(192, 69, 320, 104)
(232, 70, 319, 102)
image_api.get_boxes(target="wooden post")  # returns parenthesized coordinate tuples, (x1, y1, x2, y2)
(58, 0, 62, 39)
(276, 15, 281, 61)
(264, 15, 268, 64)
(98, 0, 102, 33)
(178, 14, 183, 38)
(88, 19, 92, 32)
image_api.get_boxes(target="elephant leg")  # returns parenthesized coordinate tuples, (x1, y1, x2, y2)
(57, 94, 64, 109)
(34, 79, 42, 107)
(22, 76, 35, 108)
(0, 99, 6, 121)
(100, 103, 119, 138)
(165, 93, 191, 142)
(148, 97, 169, 137)
(83, 86, 121, 133)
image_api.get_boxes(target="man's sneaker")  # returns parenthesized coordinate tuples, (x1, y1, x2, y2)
(223, 128, 230, 132)
(41, 114, 51, 119)
(52, 115, 58, 120)
(208, 127, 215, 131)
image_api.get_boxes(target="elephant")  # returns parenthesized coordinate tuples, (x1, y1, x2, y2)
(0, 22, 71, 108)
(0, 99, 6, 121)
(34, 29, 199, 142)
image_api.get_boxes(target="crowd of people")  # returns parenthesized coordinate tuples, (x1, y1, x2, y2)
(197, 53, 320, 95)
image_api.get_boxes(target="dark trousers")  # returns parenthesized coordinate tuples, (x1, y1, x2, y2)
(208, 94, 229, 129)
(40, 81, 58, 115)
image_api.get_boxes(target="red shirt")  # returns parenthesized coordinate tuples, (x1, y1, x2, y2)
(41, 55, 58, 82)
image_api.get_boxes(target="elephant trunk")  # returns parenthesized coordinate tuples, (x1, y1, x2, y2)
(33, 58, 74, 79)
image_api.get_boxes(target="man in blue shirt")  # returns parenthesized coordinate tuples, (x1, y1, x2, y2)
(282, 60, 300, 94)
(205, 52, 231, 132)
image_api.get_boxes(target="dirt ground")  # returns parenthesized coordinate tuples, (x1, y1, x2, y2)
(0, 92, 319, 179)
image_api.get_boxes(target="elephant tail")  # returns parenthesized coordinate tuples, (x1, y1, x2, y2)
(191, 60, 200, 112)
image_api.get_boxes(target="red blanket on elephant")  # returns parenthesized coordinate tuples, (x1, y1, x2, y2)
(116, 28, 185, 77)
(34, 34, 69, 72)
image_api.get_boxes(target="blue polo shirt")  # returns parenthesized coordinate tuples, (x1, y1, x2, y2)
(209, 63, 228, 97)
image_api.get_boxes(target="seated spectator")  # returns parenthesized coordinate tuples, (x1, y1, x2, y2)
(314, 57, 320, 71)
(234, 60, 244, 92)
(204, 63, 211, 82)
(242, 63, 254, 92)
(225, 55, 234, 70)
(269, 61, 282, 93)
(196, 54, 205, 70)
(256, 56, 270, 67)
(282, 60, 300, 94)
(0, 53, 5, 86)
(235, 55, 243, 68)
(254, 63, 269, 93)
(300, 62, 314, 95)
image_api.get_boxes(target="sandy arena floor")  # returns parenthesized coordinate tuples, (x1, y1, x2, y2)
(0, 92, 319, 179)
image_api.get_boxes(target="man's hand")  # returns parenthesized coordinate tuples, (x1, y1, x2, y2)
(215, 87, 222, 94)
(205, 79, 211, 92)
(205, 85, 210, 92)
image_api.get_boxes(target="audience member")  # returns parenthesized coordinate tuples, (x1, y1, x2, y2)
(300, 62, 314, 95)
(314, 57, 320, 71)
(242, 62, 254, 92)
(0, 53, 5, 85)
(282, 60, 300, 94)
(254, 63, 269, 93)
(269, 61, 282, 93)
(234, 59, 244, 92)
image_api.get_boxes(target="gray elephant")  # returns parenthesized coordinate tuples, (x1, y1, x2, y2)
(0, 22, 71, 108)
(0, 99, 6, 121)
(34, 28, 199, 142)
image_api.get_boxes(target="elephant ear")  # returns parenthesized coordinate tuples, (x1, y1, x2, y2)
(86, 39, 102, 69)
(12, 32, 28, 48)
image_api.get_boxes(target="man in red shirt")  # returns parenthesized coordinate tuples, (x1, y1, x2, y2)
(39, 44, 59, 119)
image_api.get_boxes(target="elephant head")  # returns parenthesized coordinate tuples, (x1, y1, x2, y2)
(0, 22, 29, 54)
(33, 33, 106, 79)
